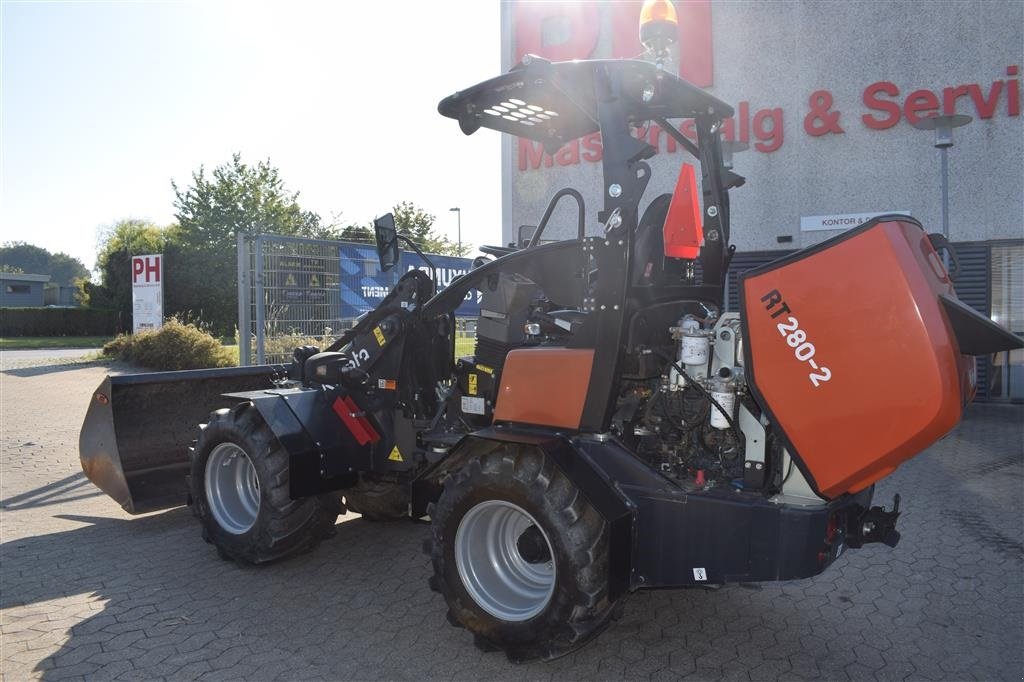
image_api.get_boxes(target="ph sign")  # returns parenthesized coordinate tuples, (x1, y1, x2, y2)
(131, 254, 164, 333)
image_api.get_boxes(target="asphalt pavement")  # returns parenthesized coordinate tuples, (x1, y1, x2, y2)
(1, 359, 1021, 680)
(1, 348, 99, 362)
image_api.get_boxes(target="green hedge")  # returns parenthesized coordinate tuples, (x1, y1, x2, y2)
(0, 307, 123, 337)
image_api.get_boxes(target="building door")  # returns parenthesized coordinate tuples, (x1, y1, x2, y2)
(989, 243, 1023, 401)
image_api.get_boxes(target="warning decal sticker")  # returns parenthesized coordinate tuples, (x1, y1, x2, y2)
(461, 396, 486, 415)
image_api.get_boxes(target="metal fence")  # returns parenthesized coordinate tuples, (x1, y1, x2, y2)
(238, 233, 345, 365)
(238, 233, 477, 365)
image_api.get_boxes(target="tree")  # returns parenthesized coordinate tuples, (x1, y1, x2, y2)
(339, 224, 374, 243)
(88, 219, 175, 319)
(173, 153, 335, 249)
(391, 201, 470, 256)
(169, 153, 333, 332)
(392, 201, 436, 249)
(0, 242, 89, 285)
(73, 276, 91, 306)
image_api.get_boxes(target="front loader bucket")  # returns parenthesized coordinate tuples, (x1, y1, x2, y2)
(79, 365, 287, 514)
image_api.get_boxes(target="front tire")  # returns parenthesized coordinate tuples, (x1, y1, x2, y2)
(429, 445, 618, 661)
(190, 403, 341, 564)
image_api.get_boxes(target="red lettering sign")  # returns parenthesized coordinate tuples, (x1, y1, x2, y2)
(862, 67, 1019, 129)
(514, 61, 1020, 171)
(966, 81, 1003, 119)
(132, 256, 161, 284)
(1008, 65, 1020, 116)
(943, 84, 972, 116)
(753, 108, 784, 152)
(513, 2, 599, 65)
(861, 81, 901, 130)
(904, 89, 940, 124)
(608, 1, 713, 88)
(514, 1, 713, 87)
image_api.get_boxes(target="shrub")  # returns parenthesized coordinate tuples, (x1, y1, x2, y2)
(101, 334, 134, 358)
(260, 334, 334, 363)
(0, 307, 122, 336)
(103, 319, 235, 370)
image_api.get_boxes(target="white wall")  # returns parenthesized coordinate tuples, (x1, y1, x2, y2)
(501, 0, 1024, 251)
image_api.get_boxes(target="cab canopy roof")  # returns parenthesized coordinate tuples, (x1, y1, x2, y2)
(438, 56, 734, 154)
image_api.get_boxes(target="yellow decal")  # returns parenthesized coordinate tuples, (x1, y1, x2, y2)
(388, 445, 403, 462)
(468, 373, 478, 395)
(373, 326, 386, 346)
(284, 273, 298, 287)
(475, 364, 494, 375)
(309, 273, 321, 288)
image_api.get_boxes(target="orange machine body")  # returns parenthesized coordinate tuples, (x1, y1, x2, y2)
(493, 348, 595, 429)
(741, 218, 973, 498)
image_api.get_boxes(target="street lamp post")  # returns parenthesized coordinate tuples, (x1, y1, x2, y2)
(449, 207, 461, 253)
(910, 113, 973, 243)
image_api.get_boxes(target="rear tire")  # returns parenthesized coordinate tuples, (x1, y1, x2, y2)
(190, 402, 341, 564)
(429, 445, 618, 661)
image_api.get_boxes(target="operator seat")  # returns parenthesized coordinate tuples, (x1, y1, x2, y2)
(632, 193, 682, 288)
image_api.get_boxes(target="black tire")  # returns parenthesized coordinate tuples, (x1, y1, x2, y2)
(343, 480, 409, 522)
(189, 402, 342, 564)
(428, 445, 618, 662)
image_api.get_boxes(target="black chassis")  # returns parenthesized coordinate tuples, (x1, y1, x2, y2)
(218, 56, 888, 590)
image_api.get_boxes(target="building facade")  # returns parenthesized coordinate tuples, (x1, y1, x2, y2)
(43, 284, 79, 307)
(0, 273, 50, 307)
(499, 0, 1023, 400)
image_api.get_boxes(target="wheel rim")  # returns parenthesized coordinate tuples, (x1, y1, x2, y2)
(205, 442, 260, 535)
(455, 500, 556, 622)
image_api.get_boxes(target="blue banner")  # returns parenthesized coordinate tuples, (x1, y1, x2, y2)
(339, 242, 480, 318)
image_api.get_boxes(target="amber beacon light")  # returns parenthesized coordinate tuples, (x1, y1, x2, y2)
(639, 0, 679, 57)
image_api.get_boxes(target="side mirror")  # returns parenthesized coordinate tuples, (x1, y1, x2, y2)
(373, 213, 400, 271)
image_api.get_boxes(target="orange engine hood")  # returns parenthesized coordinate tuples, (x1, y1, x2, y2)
(741, 217, 989, 498)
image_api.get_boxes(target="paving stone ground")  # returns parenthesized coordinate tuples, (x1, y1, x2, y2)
(1, 356, 1021, 681)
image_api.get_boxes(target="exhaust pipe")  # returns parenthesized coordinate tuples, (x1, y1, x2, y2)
(79, 365, 288, 514)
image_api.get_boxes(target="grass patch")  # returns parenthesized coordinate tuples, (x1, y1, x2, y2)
(0, 336, 112, 350)
(222, 344, 240, 365)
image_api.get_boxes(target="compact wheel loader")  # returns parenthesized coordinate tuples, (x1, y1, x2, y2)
(80, 55, 1022, 661)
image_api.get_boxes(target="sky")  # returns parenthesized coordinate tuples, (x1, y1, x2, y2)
(1, 0, 503, 272)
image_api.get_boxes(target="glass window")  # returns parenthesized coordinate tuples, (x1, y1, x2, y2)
(6, 284, 30, 294)
(989, 243, 1023, 400)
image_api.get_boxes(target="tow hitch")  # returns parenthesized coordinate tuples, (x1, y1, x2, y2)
(847, 494, 901, 548)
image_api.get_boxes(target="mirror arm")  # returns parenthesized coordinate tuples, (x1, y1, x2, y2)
(396, 235, 437, 284)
